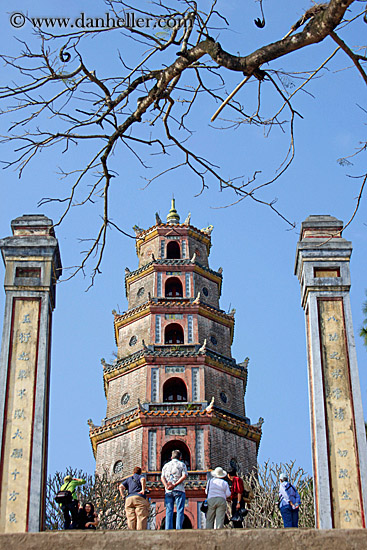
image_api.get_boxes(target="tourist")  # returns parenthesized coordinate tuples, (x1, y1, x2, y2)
(119, 466, 150, 530)
(205, 467, 231, 529)
(78, 502, 99, 529)
(161, 450, 188, 529)
(278, 473, 301, 528)
(58, 475, 86, 529)
(227, 468, 246, 527)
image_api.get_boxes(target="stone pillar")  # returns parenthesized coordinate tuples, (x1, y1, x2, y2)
(0, 215, 62, 533)
(295, 215, 367, 529)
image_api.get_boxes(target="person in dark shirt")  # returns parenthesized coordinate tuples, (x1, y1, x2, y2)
(227, 469, 246, 527)
(119, 467, 150, 530)
(78, 502, 99, 529)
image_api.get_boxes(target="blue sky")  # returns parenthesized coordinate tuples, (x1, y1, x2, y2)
(0, 0, 366, 479)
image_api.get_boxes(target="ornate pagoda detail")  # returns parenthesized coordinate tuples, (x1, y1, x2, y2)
(89, 200, 261, 529)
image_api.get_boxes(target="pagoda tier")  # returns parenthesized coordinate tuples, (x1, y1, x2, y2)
(89, 200, 262, 529)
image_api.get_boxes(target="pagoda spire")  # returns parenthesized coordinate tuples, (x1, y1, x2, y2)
(166, 197, 180, 225)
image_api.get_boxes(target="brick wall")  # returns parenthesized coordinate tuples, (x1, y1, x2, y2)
(204, 366, 245, 416)
(197, 315, 232, 357)
(187, 236, 209, 267)
(127, 272, 155, 309)
(106, 365, 147, 418)
(138, 238, 161, 267)
(193, 273, 219, 308)
(117, 315, 151, 358)
(209, 426, 257, 474)
(95, 427, 143, 480)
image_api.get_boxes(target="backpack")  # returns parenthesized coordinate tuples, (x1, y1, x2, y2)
(55, 481, 73, 504)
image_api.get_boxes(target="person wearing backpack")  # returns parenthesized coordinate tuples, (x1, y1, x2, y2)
(119, 467, 150, 530)
(278, 473, 301, 528)
(57, 475, 86, 529)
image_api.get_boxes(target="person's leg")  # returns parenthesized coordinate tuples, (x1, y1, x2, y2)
(291, 507, 299, 528)
(174, 491, 186, 530)
(215, 498, 227, 529)
(125, 496, 137, 529)
(165, 492, 174, 530)
(230, 500, 241, 528)
(206, 498, 216, 529)
(135, 496, 150, 530)
(70, 501, 79, 529)
(231, 500, 236, 518)
(61, 504, 71, 530)
(280, 505, 293, 528)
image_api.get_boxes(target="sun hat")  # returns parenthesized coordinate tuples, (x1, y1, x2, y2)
(64, 475, 73, 483)
(279, 473, 288, 481)
(211, 466, 227, 478)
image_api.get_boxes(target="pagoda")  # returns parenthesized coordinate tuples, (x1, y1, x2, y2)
(89, 200, 262, 529)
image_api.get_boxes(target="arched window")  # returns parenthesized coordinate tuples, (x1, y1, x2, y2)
(165, 277, 183, 298)
(160, 514, 192, 529)
(167, 241, 181, 259)
(163, 377, 187, 402)
(165, 323, 184, 344)
(161, 440, 191, 469)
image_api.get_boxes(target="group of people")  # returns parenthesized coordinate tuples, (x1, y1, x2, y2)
(118, 449, 188, 530)
(59, 452, 301, 530)
(205, 468, 301, 529)
(120, 451, 301, 531)
(58, 475, 98, 530)
(204, 466, 248, 529)
(120, 450, 251, 531)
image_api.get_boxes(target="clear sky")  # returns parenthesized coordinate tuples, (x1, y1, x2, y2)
(0, 0, 366, 479)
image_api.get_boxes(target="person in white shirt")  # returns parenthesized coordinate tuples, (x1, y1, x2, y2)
(161, 450, 188, 529)
(205, 467, 231, 529)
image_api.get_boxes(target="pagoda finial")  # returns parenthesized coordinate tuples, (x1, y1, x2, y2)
(166, 196, 180, 225)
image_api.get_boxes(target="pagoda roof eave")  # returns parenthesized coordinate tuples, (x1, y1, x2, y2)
(89, 406, 261, 456)
(102, 347, 247, 381)
(134, 222, 212, 243)
(113, 299, 234, 346)
(125, 259, 222, 284)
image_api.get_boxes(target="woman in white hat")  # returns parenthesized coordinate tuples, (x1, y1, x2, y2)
(205, 467, 231, 529)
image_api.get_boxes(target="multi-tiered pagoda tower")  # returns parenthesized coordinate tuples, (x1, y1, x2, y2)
(89, 201, 262, 529)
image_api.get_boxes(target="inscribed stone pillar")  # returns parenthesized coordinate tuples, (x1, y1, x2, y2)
(295, 215, 367, 528)
(0, 215, 62, 532)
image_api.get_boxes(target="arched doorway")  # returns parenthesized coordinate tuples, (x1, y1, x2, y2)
(165, 277, 183, 298)
(161, 440, 191, 469)
(163, 377, 187, 402)
(160, 514, 193, 529)
(167, 241, 181, 259)
(165, 323, 184, 344)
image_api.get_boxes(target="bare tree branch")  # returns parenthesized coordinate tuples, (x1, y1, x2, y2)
(0, 0, 365, 282)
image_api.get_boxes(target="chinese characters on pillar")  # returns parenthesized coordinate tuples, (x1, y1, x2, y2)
(318, 299, 364, 528)
(0, 299, 40, 532)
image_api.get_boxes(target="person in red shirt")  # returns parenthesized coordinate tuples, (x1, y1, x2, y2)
(227, 469, 245, 527)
